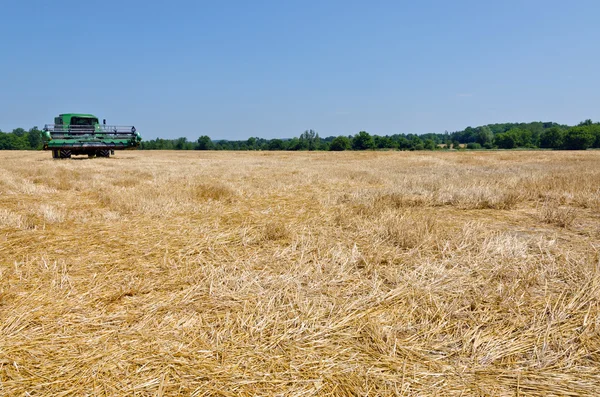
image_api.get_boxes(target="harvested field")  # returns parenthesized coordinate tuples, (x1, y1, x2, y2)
(1, 150, 600, 396)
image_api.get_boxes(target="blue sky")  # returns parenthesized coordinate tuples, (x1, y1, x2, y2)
(1, 0, 599, 140)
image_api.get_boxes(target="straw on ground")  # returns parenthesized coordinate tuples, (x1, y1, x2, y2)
(1, 150, 599, 396)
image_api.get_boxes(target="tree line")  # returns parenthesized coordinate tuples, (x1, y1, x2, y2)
(1, 120, 600, 151)
(141, 120, 600, 151)
(0, 127, 43, 150)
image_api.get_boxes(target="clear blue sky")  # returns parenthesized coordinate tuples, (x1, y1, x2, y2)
(1, 0, 599, 140)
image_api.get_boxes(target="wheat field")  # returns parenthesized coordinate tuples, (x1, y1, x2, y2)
(1, 150, 599, 396)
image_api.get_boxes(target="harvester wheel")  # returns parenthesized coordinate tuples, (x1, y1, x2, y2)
(59, 149, 72, 159)
(97, 150, 110, 158)
(52, 150, 59, 159)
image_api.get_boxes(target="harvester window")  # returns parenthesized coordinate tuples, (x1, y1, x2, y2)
(71, 117, 98, 126)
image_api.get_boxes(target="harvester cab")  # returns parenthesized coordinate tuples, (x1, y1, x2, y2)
(42, 113, 142, 158)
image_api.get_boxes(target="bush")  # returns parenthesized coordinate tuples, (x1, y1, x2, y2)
(466, 142, 481, 150)
(330, 136, 351, 151)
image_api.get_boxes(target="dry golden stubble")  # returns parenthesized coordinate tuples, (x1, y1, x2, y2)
(0, 150, 599, 396)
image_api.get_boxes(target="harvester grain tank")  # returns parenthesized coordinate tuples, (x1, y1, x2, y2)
(42, 113, 142, 158)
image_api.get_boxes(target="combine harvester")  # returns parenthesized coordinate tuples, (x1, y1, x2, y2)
(42, 113, 142, 158)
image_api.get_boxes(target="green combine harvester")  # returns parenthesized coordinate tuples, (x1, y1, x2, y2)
(42, 113, 142, 158)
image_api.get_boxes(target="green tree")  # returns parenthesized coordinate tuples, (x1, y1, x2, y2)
(587, 124, 600, 148)
(494, 132, 517, 149)
(246, 137, 257, 150)
(267, 139, 285, 150)
(517, 128, 534, 147)
(0, 132, 27, 150)
(563, 127, 594, 150)
(539, 127, 564, 149)
(330, 136, 351, 151)
(174, 137, 189, 150)
(12, 128, 26, 137)
(501, 128, 533, 147)
(409, 135, 424, 150)
(373, 135, 396, 149)
(396, 137, 412, 150)
(462, 126, 476, 143)
(197, 135, 213, 150)
(423, 139, 436, 150)
(352, 131, 374, 150)
(27, 127, 42, 150)
(287, 137, 303, 151)
(475, 126, 493, 146)
(299, 129, 320, 151)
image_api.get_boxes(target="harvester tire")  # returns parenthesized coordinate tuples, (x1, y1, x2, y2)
(52, 150, 59, 159)
(97, 150, 110, 158)
(59, 149, 72, 159)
